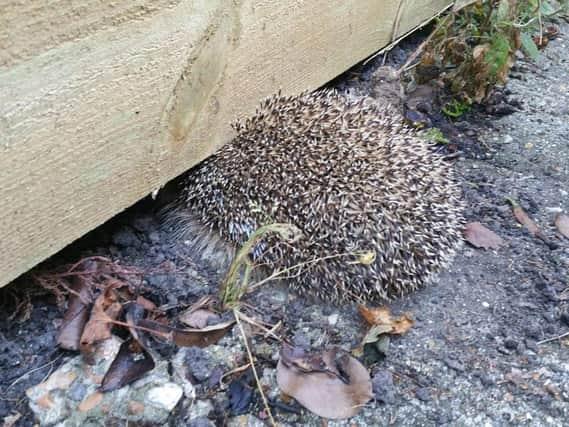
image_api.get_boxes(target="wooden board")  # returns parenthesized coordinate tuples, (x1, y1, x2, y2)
(0, 0, 451, 288)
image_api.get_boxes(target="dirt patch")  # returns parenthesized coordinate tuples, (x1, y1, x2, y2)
(2, 22, 569, 427)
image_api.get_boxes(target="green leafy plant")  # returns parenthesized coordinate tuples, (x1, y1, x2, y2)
(411, 0, 566, 105)
(422, 127, 450, 143)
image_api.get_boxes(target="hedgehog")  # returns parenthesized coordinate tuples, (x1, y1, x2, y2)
(171, 90, 464, 303)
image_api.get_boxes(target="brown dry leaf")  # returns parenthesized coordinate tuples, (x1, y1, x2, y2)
(554, 214, 569, 239)
(179, 308, 221, 329)
(135, 295, 157, 311)
(78, 391, 104, 411)
(57, 276, 94, 350)
(173, 320, 235, 347)
(352, 324, 393, 357)
(508, 199, 540, 235)
(100, 340, 155, 392)
(358, 306, 413, 335)
(80, 284, 123, 364)
(463, 222, 505, 249)
(137, 319, 235, 348)
(276, 344, 372, 419)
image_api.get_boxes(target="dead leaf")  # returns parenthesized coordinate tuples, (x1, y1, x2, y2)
(352, 325, 392, 358)
(135, 295, 157, 311)
(123, 302, 156, 354)
(508, 199, 540, 235)
(137, 319, 235, 348)
(276, 344, 372, 419)
(100, 340, 155, 392)
(554, 214, 569, 239)
(57, 276, 94, 350)
(173, 321, 235, 347)
(78, 391, 104, 411)
(463, 222, 504, 249)
(358, 306, 414, 335)
(179, 308, 221, 329)
(80, 285, 123, 364)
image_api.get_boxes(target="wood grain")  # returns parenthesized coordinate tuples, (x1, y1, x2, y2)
(0, 0, 450, 287)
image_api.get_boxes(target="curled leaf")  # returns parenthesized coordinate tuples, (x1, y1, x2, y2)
(57, 277, 94, 350)
(507, 198, 540, 235)
(137, 319, 235, 348)
(100, 340, 155, 392)
(277, 344, 372, 419)
(358, 306, 414, 335)
(80, 284, 123, 364)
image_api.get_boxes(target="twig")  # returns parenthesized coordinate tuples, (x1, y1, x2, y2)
(220, 363, 252, 386)
(397, 20, 441, 76)
(537, 331, 569, 345)
(363, 3, 454, 67)
(5, 354, 64, 392)
(537, 0, 544, 47)
(234, 308, 277, 426)
(237, 311, 282, 342)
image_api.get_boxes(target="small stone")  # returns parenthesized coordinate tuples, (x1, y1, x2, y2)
(479, 374, 494, 387)
(185, 347, 215, 383)
(149, 231, 161, 243)
(504, 337, 519, 350)
(524, 325, 542, 340)
(146, 383, 183, 411)
(525, 339, 539, 353)
(132, 216, 155, 233)
(227, 414, 265, 427)
(147, 274, 169, 287)
(292, 331, 311, 348)
(482, 301, 490, 308)
(111, 226, 141, 248)
(415, 387, 431, 402)
(68, 381, 87, 401)
(560, 311, 569, 327)
(128, 401, 145, 415)
(444, 357, 465, 372)
(36, 394, 55, 409)
(372, 370, 396, 404)
(327, 313, 339, 326)
(188, 417, 215, 427)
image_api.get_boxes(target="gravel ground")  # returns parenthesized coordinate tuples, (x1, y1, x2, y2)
(1, 21, 569, 427)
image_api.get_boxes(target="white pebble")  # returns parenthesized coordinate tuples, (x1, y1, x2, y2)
(146, 383, 183, 411)
(327, 313, 339, 326)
